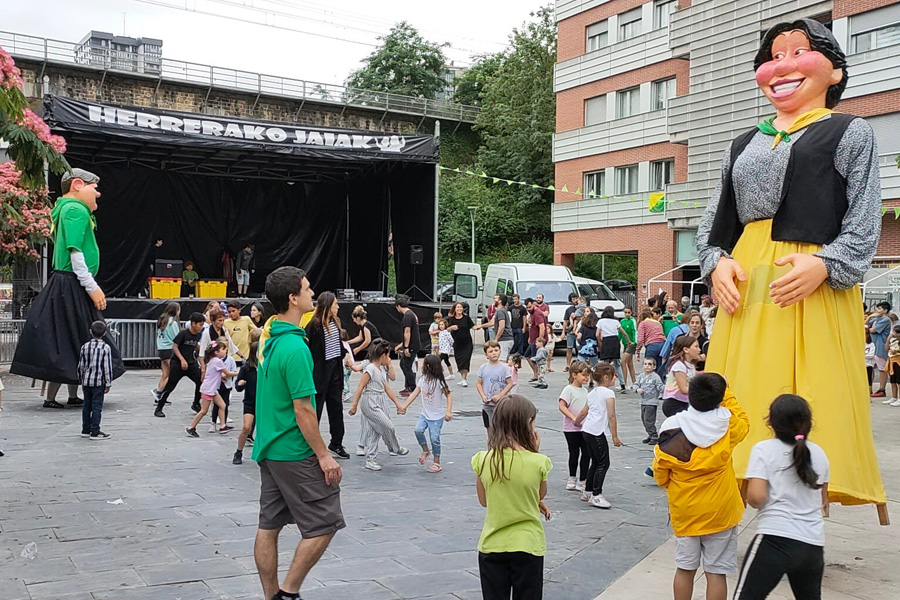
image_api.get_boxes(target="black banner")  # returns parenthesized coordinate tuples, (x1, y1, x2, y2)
(43, 95, 438, 162)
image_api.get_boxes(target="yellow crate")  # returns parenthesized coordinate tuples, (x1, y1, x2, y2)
(150, 277, 181, 299)
(196, 279, 227, 298)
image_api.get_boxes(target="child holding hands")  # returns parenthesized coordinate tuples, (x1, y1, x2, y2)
(401, 355, 453, 473)
(186, 341, 229, 437)
(574, 363, 622, 509)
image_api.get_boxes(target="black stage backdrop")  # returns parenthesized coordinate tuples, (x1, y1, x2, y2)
(90, 164, 435, 298)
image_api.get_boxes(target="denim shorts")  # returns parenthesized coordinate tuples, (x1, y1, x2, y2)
(566, 333, 577, 349)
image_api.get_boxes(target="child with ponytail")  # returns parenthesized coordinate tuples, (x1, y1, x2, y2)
(734, 394, 830, 599)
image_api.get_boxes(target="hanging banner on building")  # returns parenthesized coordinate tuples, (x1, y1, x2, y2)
(42, 95, 438, 162)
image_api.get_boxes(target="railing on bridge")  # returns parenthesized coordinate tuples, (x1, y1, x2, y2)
(0, 30, 480, 124)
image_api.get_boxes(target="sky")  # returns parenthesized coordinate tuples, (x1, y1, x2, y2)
(4, 0, 547, 87)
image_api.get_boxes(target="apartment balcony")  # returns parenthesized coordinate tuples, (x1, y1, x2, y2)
(552, 192, 668, 232)
(556, 0, 611, 22)
(553, 110, 668, 162)
(844, 45, 900, 100)
(555, 28, 672, 93)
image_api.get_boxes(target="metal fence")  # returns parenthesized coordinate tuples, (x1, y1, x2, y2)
(0, 30, 480, 124)
(0, 319, 158, 365)
(614, 291, 637, 312)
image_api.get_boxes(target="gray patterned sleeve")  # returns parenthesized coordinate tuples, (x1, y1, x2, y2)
(695, 143, 733, 279)
(815, 118, 882, 289)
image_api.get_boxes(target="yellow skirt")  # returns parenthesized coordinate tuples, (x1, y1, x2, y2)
(705, 220, 886, 505)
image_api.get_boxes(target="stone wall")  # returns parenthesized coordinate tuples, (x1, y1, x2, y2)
(17, 60, 421, 134)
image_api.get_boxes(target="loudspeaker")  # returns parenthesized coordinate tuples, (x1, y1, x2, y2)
(410, 245, 424, 266)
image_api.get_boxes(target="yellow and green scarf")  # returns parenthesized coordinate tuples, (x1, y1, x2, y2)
(757, 108, 834, 149)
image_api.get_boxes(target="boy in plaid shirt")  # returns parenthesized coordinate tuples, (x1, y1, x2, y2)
(78, 321, 114, 440)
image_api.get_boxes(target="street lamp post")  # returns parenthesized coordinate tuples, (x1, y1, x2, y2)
(467, 206, 478, 263)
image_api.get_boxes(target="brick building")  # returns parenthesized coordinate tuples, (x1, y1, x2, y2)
(552, 0, 900, 303)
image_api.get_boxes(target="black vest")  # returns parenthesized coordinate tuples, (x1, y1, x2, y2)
(707, 113, 855, 254)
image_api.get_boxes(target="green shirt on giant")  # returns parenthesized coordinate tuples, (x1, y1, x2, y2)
(50, 197, 100, 274)
(252, 319, 318, 463)
(472, 449, 552, 556)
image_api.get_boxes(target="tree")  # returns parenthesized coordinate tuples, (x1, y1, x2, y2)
(346, 22, 448, 99)
(0, 46, 69, 266)
(452, 54, 503, 106)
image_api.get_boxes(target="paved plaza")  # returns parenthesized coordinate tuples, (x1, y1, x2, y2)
(2, 356, 899, 600)
(1, 356, 672, 600)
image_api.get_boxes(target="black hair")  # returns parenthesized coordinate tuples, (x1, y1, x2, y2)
(767, 394, 822, 490)
(367, 339, 392, 362)
(755, 19, 848, 109)
(497, 293, 508, 307)
(688, 372, 727, 412)
(226, 300, 241, 311)
(189, 312, 206, 324)
(877, 301, 891, 311)
(568, 292, 577, 302)
(395, 294, 410, 308)
(266, 266, 307, 314)
(90, 320, 107, 338)
(421, 354, 451, 395)
(524, 297, 535, 305)
(600, 306, 615, 319)
(508, 353, 522, 368)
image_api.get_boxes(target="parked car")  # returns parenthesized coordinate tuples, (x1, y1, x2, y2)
(573, 276, 625, 317)
(603, 278, 636, 291)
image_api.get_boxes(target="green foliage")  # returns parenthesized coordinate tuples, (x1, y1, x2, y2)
(573, 254, 638, 284)
(346, 22, 448, 99)
(452, 54, 503, 106)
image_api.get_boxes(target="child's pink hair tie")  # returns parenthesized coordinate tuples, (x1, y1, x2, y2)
(795, 434, 805, 441)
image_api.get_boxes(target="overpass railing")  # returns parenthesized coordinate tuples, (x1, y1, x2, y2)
(0, 30, 480, 124)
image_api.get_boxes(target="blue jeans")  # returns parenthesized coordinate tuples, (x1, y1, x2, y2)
(644, 342, 665, 379)
(414, 415, 444, 457)
(82, 385, 105, 435)
(512, 329, 525, 355)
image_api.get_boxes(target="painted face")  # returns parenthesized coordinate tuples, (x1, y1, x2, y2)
(643, 360, 655, 373)
(755, 30, 842, 113)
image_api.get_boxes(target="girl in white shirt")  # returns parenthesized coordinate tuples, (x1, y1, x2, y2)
(401, 355, 454, 473)
(735, 394, 830, 599)
(574, 363, 622, 509)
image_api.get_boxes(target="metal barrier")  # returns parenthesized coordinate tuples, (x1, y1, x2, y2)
(0, 320, 25, 365)
(613, 290, 638, 312)
(0, 319, 159, 365)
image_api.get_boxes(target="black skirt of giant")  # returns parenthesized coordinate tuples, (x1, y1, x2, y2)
(10, 271, 126, 384)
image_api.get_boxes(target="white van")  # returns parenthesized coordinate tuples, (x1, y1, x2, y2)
(453, 262, 580, 340)
(573, 276, 625, 318)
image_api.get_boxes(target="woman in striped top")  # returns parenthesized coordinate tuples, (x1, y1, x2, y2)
(636, 308, 667, 378)
(307, 292, 349, 459)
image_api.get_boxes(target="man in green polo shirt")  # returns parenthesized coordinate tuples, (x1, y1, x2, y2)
(253, 266, 344, 600)
(11, 168, 124, 408)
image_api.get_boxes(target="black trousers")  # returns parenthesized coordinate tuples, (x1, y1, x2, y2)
(211, 384, 231, 424)
(316, 357, 345, 447)
(735, 534, 824, 600)
(564, 431, 590, 480)
(156, 359, 201, 411)
(440, 353, 452, 369)
(662, 398, 689, 418)
(400, 352, 416, 391)
(582, 432, 610, 495)
(479, 551, 543, 600)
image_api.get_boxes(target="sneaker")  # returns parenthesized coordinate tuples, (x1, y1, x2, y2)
(356, 446, 366, 456)
(90, 431, 111, 440)
(329, 445, 350, 460)
(232, 450, 243, 465)
(566, 477, 576, 491)
(882, 398, 894, 405)
(154, 410, 166, 418)
(208, 424, 218, 433)
(80, 432, 91, 438)
(42, 399, 66, 409)
(446, 373, 455, 380)
(648, 438, 659, 446)
(644, 467, 654, 479)
(535, 383, 548, 389)
(389, 451, 397, 456)
(395, 447, 410, 456)
(67, 397, 84, 406)
(186, 427, 199, 438)
(365, 459, 382, 471)
(576, 480, 585, 492)
(890, 399, 900, 407)
(151, 389, 160, 401)
(589, 494, 612, 509)
(641, 437, 651, 444)
(218, 427, 230, 434)
(872, 390, 887, 398)
(459, 380, 469, 388)
(580, 491, 592, 502)
(247, 434, 254, 446)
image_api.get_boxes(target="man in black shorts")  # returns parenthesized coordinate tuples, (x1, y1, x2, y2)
(252, 267, 344, 600)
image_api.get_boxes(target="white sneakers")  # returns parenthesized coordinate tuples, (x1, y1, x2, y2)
(566, 477, 577, 491)
(883, 398, 894, 404)
(580, 491, 591, 502)
(208, 424, 217, 433)
(576, 480, 585, 492)
(589, 494, 612, 509)
(395, 447, 410, 456)
(891, 399, 900, 407)
(365, 459, 382, 471)
(446, 373, 455, 380)
(356, 446, 366, 456)
(459, 380, 469, 387)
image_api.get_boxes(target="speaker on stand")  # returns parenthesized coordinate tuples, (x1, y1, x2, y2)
(404, 244, 431, 300)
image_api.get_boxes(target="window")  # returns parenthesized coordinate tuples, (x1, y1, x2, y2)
(654, 0, 677, 29)
(585, 95, 607, 125)
(619, 8, 643, 41)
(454, 273, 478, 300)
(496, 279, 508, 295)
(851, 24, 900, 53)
(615, 165, 638, 195)
(650, 160, 675, 191)
(616, 87, 641, 118)
(586, 20, 608, 52)
(652, 77, 676, 111)
(584, 170, 606, 198)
